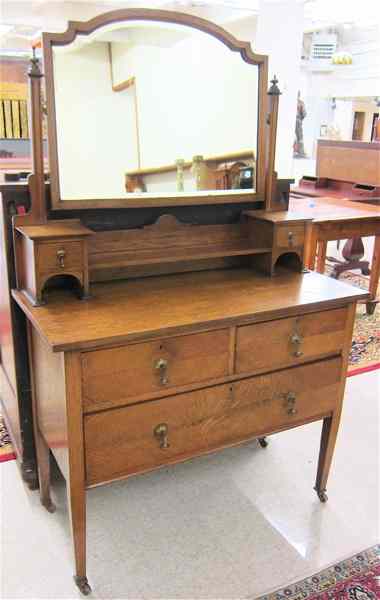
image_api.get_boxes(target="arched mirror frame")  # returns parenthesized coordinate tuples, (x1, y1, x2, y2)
(42, 8, 269, 210)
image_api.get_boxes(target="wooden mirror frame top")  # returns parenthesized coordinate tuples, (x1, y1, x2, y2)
(42, 8, 268, 210)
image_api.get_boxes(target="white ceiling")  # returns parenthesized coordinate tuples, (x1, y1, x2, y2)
(1, 0, 379, 55)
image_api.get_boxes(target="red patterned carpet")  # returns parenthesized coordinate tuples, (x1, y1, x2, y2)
(0, 414, 16, 463)
(256, 545, 380, 600)
(342, 272, 380, 376)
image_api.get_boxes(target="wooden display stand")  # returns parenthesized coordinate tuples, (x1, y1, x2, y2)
(4, 10, 367, 596)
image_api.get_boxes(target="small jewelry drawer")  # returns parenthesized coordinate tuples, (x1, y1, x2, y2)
(84, 357, 341, 485)
(235, 307, 347, 374)
(82, 329, 230, 412)
(275, 223, 305, 249)
(36, 241, 84, 274)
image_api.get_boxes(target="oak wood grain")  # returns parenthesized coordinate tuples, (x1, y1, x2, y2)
(84, 357, 341, 485)
(236, 307, 347, 374)
(82, 329, 230, 411)
(12, 269, 368, 352)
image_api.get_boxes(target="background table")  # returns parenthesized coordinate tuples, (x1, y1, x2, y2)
(288, 195, 380, 314)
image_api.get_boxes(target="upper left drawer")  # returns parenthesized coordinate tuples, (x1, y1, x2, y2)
(36, 241, 84, 275)
(82, 329, 230, 412)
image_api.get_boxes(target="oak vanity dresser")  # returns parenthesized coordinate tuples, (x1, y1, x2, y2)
(8, 9, 368, 595)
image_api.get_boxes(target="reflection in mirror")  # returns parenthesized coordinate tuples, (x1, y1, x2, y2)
(52, 20, 259, 200)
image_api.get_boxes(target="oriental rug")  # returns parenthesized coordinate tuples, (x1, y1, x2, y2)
(0, 413, 15, 463)
(256, 544, 380, 600)
(341, 272, 380, 376)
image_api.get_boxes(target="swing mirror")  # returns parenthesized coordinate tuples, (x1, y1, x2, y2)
(43, 10, 267, 208)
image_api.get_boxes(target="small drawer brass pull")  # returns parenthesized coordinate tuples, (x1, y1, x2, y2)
(57, 249, 66, 269)
(290, 330, 303, 358)
(284, 391, 298, 416)
(155, 358, 168, 385)
(154, 423, 169, 449)
(288, 231, 294, 246)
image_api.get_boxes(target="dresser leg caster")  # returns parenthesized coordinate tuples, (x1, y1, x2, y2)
(315, 487, 328, 503)
(74, 576, 92, 595)
(41, 498, 56, 513)
(258, 437, 268, 448)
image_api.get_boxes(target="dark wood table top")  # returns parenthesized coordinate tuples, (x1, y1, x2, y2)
(12, 268, 368, 353)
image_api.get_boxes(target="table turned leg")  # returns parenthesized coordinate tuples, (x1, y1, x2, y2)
(316, 240, 327, 274)
(304, 223, 318, 270)
(366, 235, 380, 315)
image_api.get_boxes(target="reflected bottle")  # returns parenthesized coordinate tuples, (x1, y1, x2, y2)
(175, 159, 185, 192)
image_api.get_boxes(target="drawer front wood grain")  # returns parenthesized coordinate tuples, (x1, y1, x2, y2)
(82, 329, 230, 411)
(236, 307, 347, 374)
(84, 358, 341, 485)
(275, 224, 304, 248)
(232, 357, 340, 437)
(37, 241, 83, 274)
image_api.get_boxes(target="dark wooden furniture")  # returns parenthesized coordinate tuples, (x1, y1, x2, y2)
(6, 9, 368, 596)
(0, 183, 38, 488)
(288, 196, 380, 315)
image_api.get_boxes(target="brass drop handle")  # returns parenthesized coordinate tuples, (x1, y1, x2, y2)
(290, 331, 303, 357)
(57, 249, 66, 269)
(288, 231, 294, 246)
(284, 391, 298, 416)
(155, 358, 168, 385)
(154, 423, 169, 449)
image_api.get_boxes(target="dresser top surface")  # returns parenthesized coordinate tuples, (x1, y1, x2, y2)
(12, 268, 368, 352)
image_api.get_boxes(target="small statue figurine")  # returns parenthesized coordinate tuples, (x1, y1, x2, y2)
(293, 91, 307, 158)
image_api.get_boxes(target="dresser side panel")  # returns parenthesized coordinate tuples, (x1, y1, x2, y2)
(30, 328, 69, 479)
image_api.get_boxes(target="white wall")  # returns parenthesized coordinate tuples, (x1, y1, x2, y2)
(256, 0, 305, 179)
(112, 32, 258, 170)
(54, 27, 259, 198)
(53, 42, 137, 199)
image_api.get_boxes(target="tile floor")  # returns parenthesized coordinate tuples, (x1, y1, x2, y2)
(1, 370, 379, 599)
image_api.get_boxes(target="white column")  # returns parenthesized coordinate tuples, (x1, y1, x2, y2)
(255, 0, 305, 179)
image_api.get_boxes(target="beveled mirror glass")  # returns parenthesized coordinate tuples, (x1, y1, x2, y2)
(43, 11, 267, 208)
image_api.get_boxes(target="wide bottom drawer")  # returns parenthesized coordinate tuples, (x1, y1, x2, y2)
(84, 357, 342, 485)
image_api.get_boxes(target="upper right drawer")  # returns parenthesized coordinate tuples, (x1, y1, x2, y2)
(275, 223, 305, 249)
(235, 307, 348, 374)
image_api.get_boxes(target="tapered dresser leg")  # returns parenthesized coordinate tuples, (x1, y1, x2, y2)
(314, 415, 340, 502)
(67, 480, 91, 594)
(64, 352, 91, 594)
(35, 429, 56, 513)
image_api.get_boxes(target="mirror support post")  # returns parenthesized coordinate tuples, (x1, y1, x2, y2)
(23, 49, 47, 225)
(265, 76, 281, 211)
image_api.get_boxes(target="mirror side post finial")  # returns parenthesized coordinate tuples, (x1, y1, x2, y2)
(25, 48, 48, 224)
(265, 75, 282, 212)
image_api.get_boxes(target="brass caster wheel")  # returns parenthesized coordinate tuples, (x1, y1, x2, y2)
(315, 488, 328, 503)
(258, 437, 268, 448)
(74, 576, 92, 595)
(41, 499, 56, 513)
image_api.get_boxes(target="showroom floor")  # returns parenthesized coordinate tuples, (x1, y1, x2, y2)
(1, 370, 379, 599)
